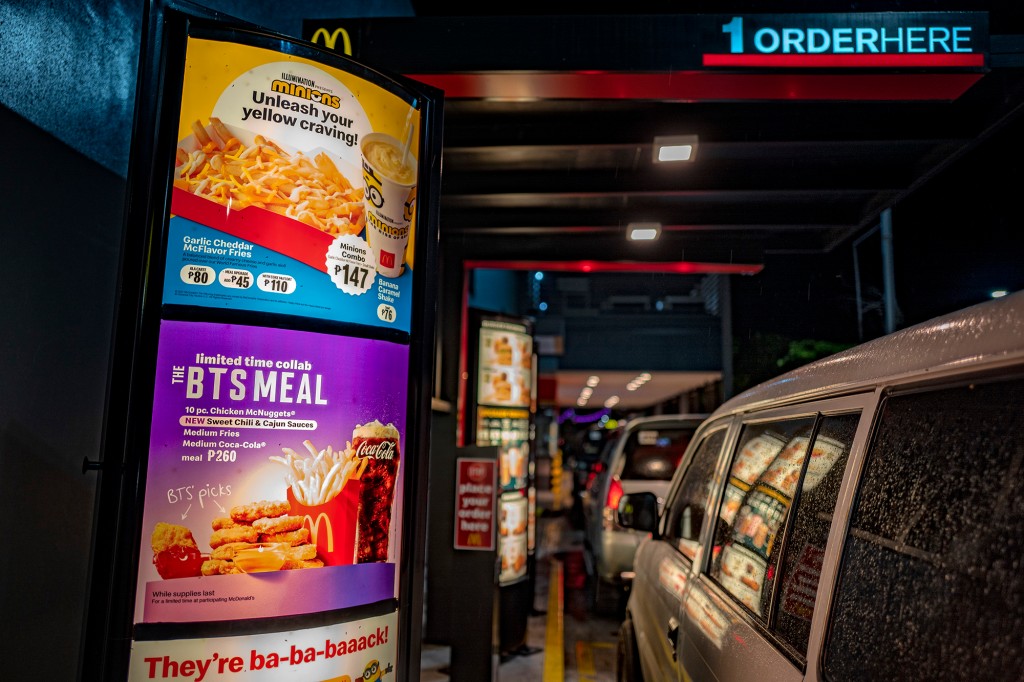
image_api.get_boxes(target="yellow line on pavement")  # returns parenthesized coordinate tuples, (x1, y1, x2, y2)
(543, 559, 564, 682)
(576, 641, 595, 680)
(576, 641, 615, 681)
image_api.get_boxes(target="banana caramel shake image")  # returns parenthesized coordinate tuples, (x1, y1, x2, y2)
(352, 420, 401, 563)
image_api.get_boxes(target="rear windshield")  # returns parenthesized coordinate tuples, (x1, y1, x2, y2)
(619, 426, 695, 480)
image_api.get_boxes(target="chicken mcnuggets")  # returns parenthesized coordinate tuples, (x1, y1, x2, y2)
(201, 559, 243, 576)
(211, 542, 260, 560)
(259, 528, 310, 546)
(284, 558, 324, 570)
(210, 525, 259, 548)
(252, 514, 304, 535)
(151, 522, 198, 554)
(230, 500, 290, 523)
(211, 517, 242, 531)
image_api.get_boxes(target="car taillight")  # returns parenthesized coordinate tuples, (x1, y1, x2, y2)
(606, 477, 623, 511)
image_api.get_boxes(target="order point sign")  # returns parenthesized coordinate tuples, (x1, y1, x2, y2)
(454, 459, 497, 551)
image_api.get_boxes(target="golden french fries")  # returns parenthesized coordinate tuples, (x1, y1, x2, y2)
(174, 117, 365, 236)
(270, 439, 366, 506)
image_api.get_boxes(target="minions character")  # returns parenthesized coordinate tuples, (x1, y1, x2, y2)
(360, 659, 393, 681)
(402, 186, 416, 223)
(363, 164, 385, 209)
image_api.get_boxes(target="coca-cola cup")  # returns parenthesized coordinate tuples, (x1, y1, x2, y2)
(352, 420, 401, 563)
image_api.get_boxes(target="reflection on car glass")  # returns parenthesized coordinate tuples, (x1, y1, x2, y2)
(720, 431, 787, 525)
(711, 419, 817, 617)
(773, 412, 858, 657)
(721, 427, 851, 618)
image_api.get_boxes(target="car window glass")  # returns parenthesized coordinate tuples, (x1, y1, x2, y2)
(825, 378, 1024, 681)
(709, 418, 815, 617)
(772, 412, 859, 657)
(664, 428, 727, 561)
(619, 426, 696, 481)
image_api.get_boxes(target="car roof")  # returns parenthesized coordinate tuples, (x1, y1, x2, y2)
(713, 291, 1024, 418)
(622, 414, 710, 429)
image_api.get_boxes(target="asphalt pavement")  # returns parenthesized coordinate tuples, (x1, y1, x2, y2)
(421, 490, 623, 682)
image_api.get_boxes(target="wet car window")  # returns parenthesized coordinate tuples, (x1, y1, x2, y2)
(772, 413, 859, 658)
(825, 378, 1024, 681)
(708, 418, 815, 618)
(664, 428, 727, 561)
(619, 427, 695, 481)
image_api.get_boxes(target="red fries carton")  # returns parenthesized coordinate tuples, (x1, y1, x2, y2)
(287, 482, 361, 566)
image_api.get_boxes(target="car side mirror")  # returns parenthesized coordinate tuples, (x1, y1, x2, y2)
(617, 492, 659, 534)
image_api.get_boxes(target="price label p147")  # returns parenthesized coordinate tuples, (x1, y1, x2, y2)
(326, 234, 376, 296)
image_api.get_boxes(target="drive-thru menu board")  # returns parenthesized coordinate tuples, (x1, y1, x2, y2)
(101, 12, 439, 681)
(471, 315, 534, 585)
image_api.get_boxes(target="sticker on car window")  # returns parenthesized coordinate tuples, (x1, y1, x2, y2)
(638, 430, 659, 445)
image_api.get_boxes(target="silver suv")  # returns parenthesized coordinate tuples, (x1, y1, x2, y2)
(582, 414, 706, 600)
(616, 292, 1024, 681)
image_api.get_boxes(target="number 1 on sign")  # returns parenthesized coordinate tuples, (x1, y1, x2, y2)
(342, 264, 369, 289)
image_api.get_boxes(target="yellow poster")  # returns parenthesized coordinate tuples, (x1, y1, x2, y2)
(166, 38, 421, 330)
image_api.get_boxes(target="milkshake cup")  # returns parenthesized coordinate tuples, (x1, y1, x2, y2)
(361, 132, 417, 278)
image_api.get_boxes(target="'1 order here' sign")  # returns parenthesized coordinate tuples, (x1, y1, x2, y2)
(454, 459, 497, 551)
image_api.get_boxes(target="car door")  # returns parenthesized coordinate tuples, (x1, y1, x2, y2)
(630, 422, 730, 681)
(679, 397, 867, 682)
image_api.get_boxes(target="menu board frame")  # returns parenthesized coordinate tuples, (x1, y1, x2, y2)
(81, 1, 443, 680)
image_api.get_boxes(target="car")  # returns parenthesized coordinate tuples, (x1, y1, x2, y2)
(582, 414, 707, 603)
(616, 291, 1024, 682)
(565, 424, 622, 528)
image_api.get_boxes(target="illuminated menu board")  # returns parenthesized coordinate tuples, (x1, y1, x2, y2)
(471, 314, 534, 585)
(87, 7, 441, 679)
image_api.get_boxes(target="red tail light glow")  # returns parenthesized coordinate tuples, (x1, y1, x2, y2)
(606, 477, 623, 511)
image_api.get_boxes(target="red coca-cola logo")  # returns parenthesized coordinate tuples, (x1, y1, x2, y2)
(355, 438, 398, 460)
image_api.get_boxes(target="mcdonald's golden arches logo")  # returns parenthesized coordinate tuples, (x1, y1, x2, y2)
(303, 512, 335, 551)
(311, 27, 353, 55)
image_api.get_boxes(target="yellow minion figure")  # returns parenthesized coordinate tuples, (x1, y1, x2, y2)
(361, 659, 392, 681)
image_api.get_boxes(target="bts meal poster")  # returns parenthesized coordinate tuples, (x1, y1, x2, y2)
(133, 320, 408, 628)
(165, 37, 420, 333)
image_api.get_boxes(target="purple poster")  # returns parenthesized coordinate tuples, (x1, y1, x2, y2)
(134, 320, 408, 624)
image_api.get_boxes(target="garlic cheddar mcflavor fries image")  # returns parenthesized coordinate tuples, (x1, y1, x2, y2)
(175, 117, 366, 237)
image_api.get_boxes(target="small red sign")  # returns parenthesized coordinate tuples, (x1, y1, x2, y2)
(454, 458, 497, 551)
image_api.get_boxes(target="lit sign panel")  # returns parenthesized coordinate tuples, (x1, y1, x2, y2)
(703, 14, 987, 67)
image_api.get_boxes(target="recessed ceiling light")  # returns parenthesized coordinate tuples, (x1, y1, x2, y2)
(628, 222, 661, 241)
(653, 135, 699, 163)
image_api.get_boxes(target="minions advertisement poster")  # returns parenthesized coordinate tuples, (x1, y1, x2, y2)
(164, 38, 421, 333)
